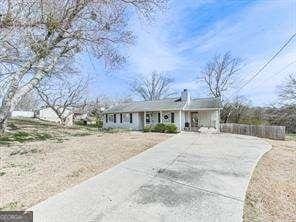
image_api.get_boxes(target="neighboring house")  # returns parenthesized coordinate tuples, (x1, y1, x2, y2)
(11, 110, 35, 118)
(37, 107, 75, 126)
(103, 89, 221, 131)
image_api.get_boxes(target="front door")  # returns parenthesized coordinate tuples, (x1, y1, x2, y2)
(191, 112, 199, 127)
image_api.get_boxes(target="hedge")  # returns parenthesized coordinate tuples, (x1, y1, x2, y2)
(144, 123, 177, 133)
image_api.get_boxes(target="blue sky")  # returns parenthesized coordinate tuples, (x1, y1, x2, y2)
(80, 0, 296, 106)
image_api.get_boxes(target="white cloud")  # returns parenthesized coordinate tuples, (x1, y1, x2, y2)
(125, 14, 181, 75)
(175, 0, 296, 104)
(96, 0, 296, 104)
(124, 0, 209, 76)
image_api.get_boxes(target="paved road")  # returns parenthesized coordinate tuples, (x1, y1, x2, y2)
(30, 133, 271, 222)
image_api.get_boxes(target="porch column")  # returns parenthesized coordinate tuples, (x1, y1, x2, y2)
(144, 111, 146, 127)
(179, 110, 182, 131)
(188, 112, 191, 127)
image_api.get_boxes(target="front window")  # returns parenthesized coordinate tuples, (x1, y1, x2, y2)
(129, 113, 133, 123)
(108, 114, 114, 122)
(114, 114, 116, 123)
(146, 113, 151, 124)
(171, 113, 175, 123)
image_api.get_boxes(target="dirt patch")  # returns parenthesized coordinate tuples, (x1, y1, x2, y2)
(0, 132, 171, 210)
(243, 138, 296, 221)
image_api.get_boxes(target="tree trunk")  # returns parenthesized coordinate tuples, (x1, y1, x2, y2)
(60, 117, 67, 126)
(0, 75, 21, 133)
(0, 57, 59, 132)
(0, 117, 8, 134)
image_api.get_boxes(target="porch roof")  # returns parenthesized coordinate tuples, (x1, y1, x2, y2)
(103, 97, 221, 113)
(184, 98, 221, 110)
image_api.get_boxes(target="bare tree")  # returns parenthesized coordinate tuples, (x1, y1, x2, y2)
(202, 52, 242, 100)
(35, 76, 88, 125)
(231, 96, 249, 123)
(15, 91, 41, 111)
(0, 0, 165, 133)
(278, 73, 296, 105)
(131, 71, 175, 100)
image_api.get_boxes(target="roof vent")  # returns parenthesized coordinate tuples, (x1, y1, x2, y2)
(181, 89, 190, 103)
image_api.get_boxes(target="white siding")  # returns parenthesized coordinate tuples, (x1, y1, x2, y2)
(103, 110, 220, 131)
(145, 111, 181, 131)
(38, 107, 74, 126)
(103, 112, 142, 130)
(11, 111, 35, 118)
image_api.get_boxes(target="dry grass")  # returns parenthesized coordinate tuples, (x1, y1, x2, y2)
(0, 129, 171, 210)
(243, 135, 296, 222)
(0, 118, 97, 145)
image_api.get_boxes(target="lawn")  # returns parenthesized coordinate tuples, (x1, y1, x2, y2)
(0, 119, 171, 210)
(0, 118, 97, 145)
(243, 134, 296, 221)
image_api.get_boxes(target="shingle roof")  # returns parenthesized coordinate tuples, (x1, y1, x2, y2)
(184, 97, 221, 110)
(104, 97, 221, 113)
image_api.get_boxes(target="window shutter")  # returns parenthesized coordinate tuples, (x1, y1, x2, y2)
(158, 113, 161, 123)
(120, 113, 123, 123)
(171, 113, 175, 123)
(114, 114, 116, 123)
(130, 113, 133, 123)
(106, 114, 108, 123)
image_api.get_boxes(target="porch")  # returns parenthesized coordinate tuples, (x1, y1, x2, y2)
(142, 111, 178, 129)
(183, 110, 220, 132)
(141, 109, 220, 132)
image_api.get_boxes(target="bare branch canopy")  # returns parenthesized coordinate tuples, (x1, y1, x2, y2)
(131, 71, 175, 100)
(0, 0, 166, 132)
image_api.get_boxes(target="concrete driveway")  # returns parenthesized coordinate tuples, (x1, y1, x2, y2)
(30, 133, 271, 222)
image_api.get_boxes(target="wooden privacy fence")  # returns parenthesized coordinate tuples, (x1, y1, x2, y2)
(220, 123, 286, 140)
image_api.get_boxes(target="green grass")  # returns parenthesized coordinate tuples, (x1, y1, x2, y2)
(0, 117, 100, 145)
(71, 132, 92, 137)
(0, 201, 24, 211)
(9, 118, 55, 127)
(0, 131, 53, 145)
(286, 133, 296, 141)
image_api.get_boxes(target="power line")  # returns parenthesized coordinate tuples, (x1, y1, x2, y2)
(226, 32, 296, 102)
(233, 60, 296, 93)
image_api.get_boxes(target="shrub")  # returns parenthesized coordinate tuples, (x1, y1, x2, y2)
(75, 120, 87, 126)
(144, 123, 178, 134)
(165, 124, 177, 133)
(143, 126, 152, 132)
(153, 123, 166, 133)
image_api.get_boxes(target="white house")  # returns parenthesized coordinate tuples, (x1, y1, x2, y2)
(103, 89, 221, 131)
(11, 110, 35, 118)
(37, 107, 75, 126)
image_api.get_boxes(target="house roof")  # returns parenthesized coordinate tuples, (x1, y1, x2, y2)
(103, 97, 221, 113)
(184, 98, 221, 110)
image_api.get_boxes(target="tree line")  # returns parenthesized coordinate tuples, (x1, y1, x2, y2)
(0, 1, 294, 133)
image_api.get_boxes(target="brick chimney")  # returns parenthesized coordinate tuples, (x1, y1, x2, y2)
(181, 89, 190, 103)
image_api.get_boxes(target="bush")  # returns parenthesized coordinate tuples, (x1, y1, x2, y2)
(165, 124, 177, 133)
(152, 123, 166, 133)
(75, 119, 87, 126)
(143, 126, 152, 132)
(144, 123, 178, 134)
